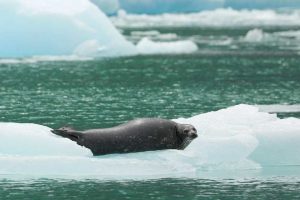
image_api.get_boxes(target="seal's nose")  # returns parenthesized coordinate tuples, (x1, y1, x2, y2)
(190, 131, 198, 139)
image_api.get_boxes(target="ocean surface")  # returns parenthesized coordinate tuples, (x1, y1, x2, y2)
(1, 16, 300, 199)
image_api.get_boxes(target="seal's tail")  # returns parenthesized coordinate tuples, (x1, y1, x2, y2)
(51, 127, 83, 142)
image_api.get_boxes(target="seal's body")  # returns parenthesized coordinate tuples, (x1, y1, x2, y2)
(51, 118, 197, 156)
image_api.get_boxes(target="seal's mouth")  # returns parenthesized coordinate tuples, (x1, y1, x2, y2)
(189, 130, 198, 139)
(179, 128, 198, 149)
(178, 138, 193, 150)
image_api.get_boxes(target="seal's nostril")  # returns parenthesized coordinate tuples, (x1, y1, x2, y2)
(190, 132, 198, 138)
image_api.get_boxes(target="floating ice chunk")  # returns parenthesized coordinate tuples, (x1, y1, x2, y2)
(174, 105, 273, 167)
(130, 31, 178, 43)
(131, 30, 160, 37)
(183, 134, 258, 166)
(250, 118, 300, 166)
(176, 104, 300, 167)
(0, 56, 93, 64)
(244, 28, 265, 42)
(0, 0, 136, 58)
(0, 123, 91, 156)
(0, 153, 195, 178)
(208, 38, 233, 46)
(274, 30, 300, 39)
(156, 33, 178, 40)
(136, 38, 198, 54)
(0, 104, 300, 178)
(175, 104, 278, 137)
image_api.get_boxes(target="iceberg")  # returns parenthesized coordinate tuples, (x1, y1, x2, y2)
(0, 0, 136, 58)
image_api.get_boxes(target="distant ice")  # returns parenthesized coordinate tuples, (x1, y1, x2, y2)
(205, 38, 233, 46)
(274, 30, 300, 39)
(131, 30, 161, 37)
(242, 29, 300, 50)
(136, 38, 198, 54)
(131, 31, 178, 41)
(111, 9, 300, 28)
(127, 30, 179, 46)
(243, 28, 265, 42)
(0, 56, 93, 64)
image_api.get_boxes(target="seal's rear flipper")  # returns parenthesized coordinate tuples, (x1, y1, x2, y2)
(51, 128, 83, 142)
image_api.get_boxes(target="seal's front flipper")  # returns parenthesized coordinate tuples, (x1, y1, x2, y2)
(51, 127, 83, 142)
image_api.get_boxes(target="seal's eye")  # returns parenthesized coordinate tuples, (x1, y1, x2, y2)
(183, 129, 189, 134)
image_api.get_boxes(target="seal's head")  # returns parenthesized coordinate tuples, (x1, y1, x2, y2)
(176, 123, 198, 150)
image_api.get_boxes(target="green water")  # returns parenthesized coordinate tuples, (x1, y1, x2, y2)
(0, 54, 299, 129)
(1, 26, 300, 199)
(1, 178, 300, 200)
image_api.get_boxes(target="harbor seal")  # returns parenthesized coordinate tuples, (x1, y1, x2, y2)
(51, 118, 197, 156)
